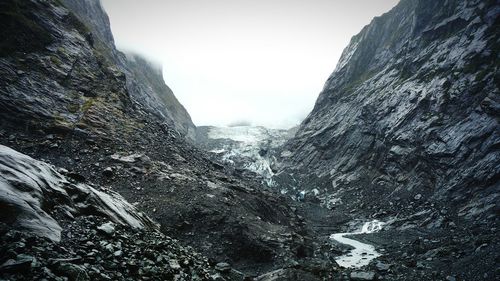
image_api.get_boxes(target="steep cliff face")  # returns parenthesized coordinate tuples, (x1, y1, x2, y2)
(0, 1, 318, 278)
(279, 0, 499, 225)
(61, 0, 196, 140)
(0, 0, 131, 137)
(124, 53, 196, 140)
(60, 0, 115, 49)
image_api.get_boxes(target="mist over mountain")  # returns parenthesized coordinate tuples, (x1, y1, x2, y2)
(0, 0, 498, 281)
(100, 0, 401, 129)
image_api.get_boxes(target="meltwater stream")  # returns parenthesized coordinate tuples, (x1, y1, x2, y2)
(330, 220, 384, 268)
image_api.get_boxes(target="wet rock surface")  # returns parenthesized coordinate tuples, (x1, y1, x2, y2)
(0, 0, 334, 279)
(0, 216, 215, 281)
(274, 0, 499, 279)
(350, 271, 376, 281)
(0, 144, 155, 242)
(279, 0, 500, 222)
(351, 227, 500, 281)
(0, 145, 216, 280)
(60, 0, 196, 140)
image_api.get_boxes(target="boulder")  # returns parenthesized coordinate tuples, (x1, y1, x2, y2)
(97, 222, 115, 235)
(350, 271, 376, 280)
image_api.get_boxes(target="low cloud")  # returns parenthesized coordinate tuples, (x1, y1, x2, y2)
(102, 0, 399, 129)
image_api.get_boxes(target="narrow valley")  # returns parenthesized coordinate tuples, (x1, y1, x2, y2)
(0, 0, 498, 280)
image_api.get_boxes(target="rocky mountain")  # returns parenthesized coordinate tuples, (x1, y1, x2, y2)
(0, 144, 156, 242)
(280, 0, 499, 223)
(1, 0, 499, 280)
(276, 0, 499, 279)
(123, 52, 196, 140)
(61, 0, 196, 140)
(0, 0, 338, 280)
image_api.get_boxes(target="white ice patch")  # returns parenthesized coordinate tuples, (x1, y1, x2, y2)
(209, 149, 226, 154)
(206, 126, 291, 182)
(208, 126, 270, 144)
(330, 220, 385, 268)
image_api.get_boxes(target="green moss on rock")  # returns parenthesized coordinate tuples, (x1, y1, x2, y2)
(81, 98, 95, 113)
(67, 103, 80, 113)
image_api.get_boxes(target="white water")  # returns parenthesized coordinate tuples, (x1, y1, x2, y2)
(330, 220, 384, 268)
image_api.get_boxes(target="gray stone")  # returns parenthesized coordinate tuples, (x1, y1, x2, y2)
(375, 261, 390, 272)
(276, 0, 499, 235)
(210, 273, 226, 281)
(350, 271, 376, 280)
(0, 255, 35, 272)
(215, 262, 231, 273)
(55, 263, 90, 281)
(103, 167, 113, 177)
(168, 259, 181, 270)
(97, 222, 115, 235)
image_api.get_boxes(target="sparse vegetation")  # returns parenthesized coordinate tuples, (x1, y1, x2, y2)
(50, 56, 62, 67)
(67, 103, 80, 113)
(81, 98, 95, 113)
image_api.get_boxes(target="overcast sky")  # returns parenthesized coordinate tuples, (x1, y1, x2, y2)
(101, 0, 399, 129)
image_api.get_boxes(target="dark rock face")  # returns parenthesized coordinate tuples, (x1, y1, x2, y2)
(276, 0, 500, 279)
(59, 0, 115, 50)
(0, 0, 130, 137)
(279, 0, 499, 225)
(0, 0, 318, 278)
(0, 145, 155, 242)
(0, 0, 55, 57)
(61, 0, 196, 140)
(123, 53, 196, 140)
(3, 0, 497, 280)
(0, 146, 215, 280)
